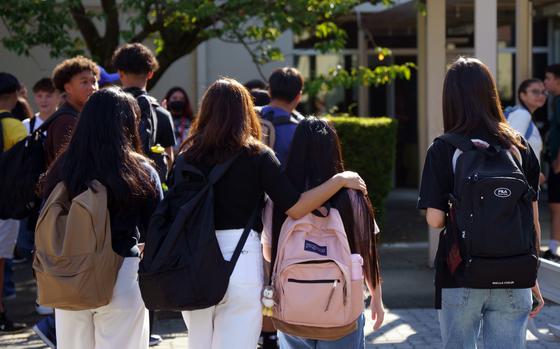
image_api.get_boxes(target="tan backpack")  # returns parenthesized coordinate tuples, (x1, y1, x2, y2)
(33, 180, 123, 310)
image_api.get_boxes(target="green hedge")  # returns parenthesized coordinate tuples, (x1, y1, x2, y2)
(327, 116, 398, 224)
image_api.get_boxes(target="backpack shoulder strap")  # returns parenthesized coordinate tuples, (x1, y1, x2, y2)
(525, 121, 535, 140)
(261, 109, 275, 122)
(272, 114, 297, 126)
(436, 133, 475, 152)
(29, 117, 37, 133)
(136, 94, 158, 148)
(227, 199, 262, 274)
(36, 105, 78, 134)
(260, 108, 298, 126)
(207, 153, 241, 184)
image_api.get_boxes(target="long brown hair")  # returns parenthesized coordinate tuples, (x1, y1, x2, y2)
(443, 57, 524, 149)
(180, 78, 263, 163)
(272, 117, 380, 288)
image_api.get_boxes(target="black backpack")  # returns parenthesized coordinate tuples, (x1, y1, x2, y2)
(127, 89, 169, 183)
(437, 133, 538, 289)
(0, 107, 76, 220)
(138, 154, 261, 311)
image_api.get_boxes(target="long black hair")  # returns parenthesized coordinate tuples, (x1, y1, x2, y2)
(272, 117, 380, 287)
(42, 87, 156, 211)
(443, 57, 524, 149)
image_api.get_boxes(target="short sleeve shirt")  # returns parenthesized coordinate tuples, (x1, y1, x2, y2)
(418, 133, 541, 213)
(0, 113, 27, 151)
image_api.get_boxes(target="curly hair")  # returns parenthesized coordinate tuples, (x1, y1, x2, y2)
(112, 43, 159, 75)
(52, 56, 99, 92)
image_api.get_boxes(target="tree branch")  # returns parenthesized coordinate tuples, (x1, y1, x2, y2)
(232, 30, 267, 81)
(148, 31, 206, 90)
(69, 1, 102, 58)
(101, 0, 120, 59)
(130, 1, 164, 44)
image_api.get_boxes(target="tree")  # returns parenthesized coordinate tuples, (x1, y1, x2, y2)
(0, 0, 411, 90)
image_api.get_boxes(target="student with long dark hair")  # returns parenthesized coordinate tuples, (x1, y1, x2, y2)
(418, 57, 544, 348)
(41, 87, 162, 349)
(261, 117, 384, 348)
(178, 78, 367, 349)
(163, 86, 194, 145)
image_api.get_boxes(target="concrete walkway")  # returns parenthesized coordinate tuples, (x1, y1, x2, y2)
(2, 305, 560, 348)
(1, 189, 559, 348)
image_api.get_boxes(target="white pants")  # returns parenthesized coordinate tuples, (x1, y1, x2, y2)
(56, 257, 149, 349)
(182, 229, 264, 349)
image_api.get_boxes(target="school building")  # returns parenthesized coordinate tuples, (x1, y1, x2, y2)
(2, 0, 560, 190)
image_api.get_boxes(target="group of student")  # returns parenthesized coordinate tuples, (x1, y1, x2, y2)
(0, 44, 558, 349)
(0, 42, 382, 349)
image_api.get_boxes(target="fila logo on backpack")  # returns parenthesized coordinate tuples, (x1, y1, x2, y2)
(271, 208, 364, 340)
(438, 133, 538, 289)
(33, 180, 123, 310)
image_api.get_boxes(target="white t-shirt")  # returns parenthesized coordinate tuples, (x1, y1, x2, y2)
(22, 113, 46, 135)
(507, 107, 542, 161)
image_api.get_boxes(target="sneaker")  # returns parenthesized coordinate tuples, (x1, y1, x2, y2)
(32, 316, 56, 348)
(0, 312, 26, 334)
(542, 249, 560, 262)
(35, 303, 54, 315)
(261, 332, 279, 349)
(149, 334, 162, 346)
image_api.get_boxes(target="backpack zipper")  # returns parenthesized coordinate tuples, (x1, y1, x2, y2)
(287, 278, 340, 283)
(324, 280, 338, 311)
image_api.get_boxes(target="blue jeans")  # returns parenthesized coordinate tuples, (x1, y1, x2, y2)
(16, 217, 34, 257)
(278, 313, 365, 349)
(438, 288, 531, 349)
(3, 259, 14, 298)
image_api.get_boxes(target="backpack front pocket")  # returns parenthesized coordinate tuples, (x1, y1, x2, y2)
(278, 261, 346, 327)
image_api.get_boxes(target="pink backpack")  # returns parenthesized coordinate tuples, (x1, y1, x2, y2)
(271, 208, 364, 340)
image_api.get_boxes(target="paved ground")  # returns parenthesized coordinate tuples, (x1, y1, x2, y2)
(2, 305, 560, 348)
(1, 189, 559, 348)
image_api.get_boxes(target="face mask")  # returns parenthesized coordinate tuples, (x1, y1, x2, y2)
(168, 100, 186, 114)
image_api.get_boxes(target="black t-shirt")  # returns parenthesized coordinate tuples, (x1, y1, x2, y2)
(186, 147, 300, 232)
(418, 133, 540, 212)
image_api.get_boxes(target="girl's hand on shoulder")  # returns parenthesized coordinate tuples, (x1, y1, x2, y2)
(335, 171, 367, 195)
